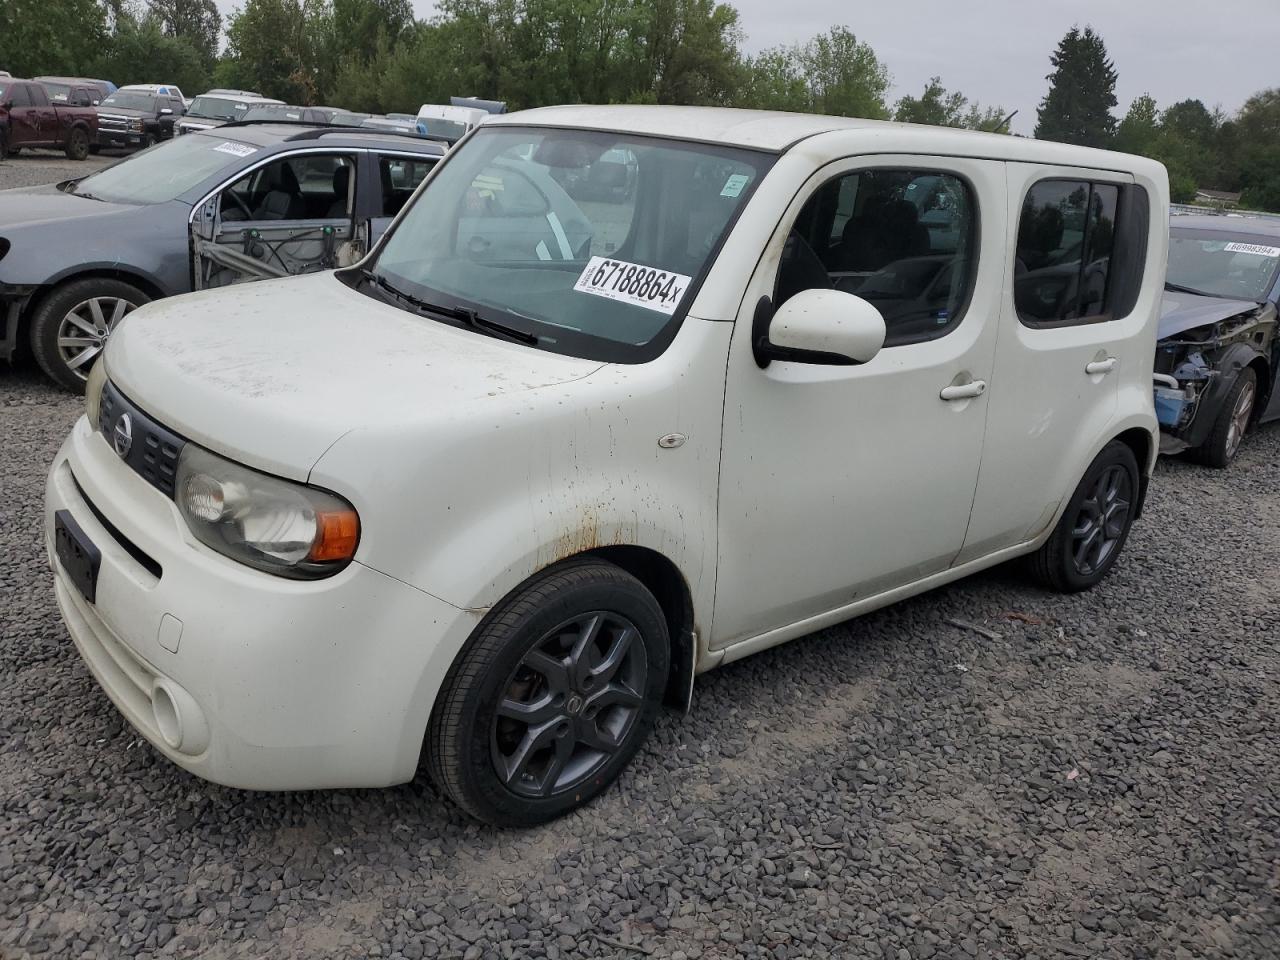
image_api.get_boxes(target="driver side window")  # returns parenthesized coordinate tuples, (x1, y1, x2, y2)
(220, 154, 355, 222)
(776, 168, 979, 348)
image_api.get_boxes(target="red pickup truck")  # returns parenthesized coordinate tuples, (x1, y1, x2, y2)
(0, 78, 98, 161)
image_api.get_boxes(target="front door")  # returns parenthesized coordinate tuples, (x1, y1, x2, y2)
(191, 151, 363, 289)
(712, 155, 1007, 648)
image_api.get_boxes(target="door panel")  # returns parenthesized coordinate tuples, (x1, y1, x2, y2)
(712, 155, 1007, 649)
(192, 152, 363, 289)
(959, 164, 1134, 562)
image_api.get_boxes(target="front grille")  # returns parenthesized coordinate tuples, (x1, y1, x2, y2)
(97, 113, 137, 133)
(99, 380, 186, 499)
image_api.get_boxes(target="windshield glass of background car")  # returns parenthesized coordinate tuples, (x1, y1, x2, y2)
(371, 127, 771, 359)
(101, 92, 159, 111)
(43, 81, 73, 101)
(73, 134, 255, 204)
(1168, 231, 1280, 301)
(189, 96, 242, 120)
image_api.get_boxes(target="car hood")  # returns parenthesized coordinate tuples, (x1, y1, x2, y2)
(103, 272, 607, 481)
(97, 107, 154, 120)
(1159, 291, 1261, 340)
(0, 184, 136, 228)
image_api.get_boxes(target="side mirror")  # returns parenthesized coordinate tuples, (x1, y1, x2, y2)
(753, 288, 886, 368)
(1, 100, 12, 110)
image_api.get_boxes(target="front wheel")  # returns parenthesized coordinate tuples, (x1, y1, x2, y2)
(428, 559, 669, 827)
(30, 278, 149, 392)
(1028, 440, 1140, 593)
(65, 128, 89, 161)
(1193, 367, 1257, 468)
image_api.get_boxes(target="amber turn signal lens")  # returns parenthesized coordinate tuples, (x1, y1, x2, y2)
(309, 509, 360, 562)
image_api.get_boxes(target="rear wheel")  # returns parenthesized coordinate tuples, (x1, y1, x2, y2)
(1028, 441, 1139, 593)
(30, 278, 149, 392)
(65, 128, 89, 161)
(428, 559, 669, 826)
(0, 130, 7, 161)
(1193, 367, 1257, 468)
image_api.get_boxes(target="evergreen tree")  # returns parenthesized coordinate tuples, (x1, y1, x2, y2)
(1034, 25, 1118, 148)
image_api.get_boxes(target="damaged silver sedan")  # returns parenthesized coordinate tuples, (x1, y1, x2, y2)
(1154, 216, 1280, 466)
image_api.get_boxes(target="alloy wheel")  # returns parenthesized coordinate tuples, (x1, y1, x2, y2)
(1070, 465, 1132, 577)
(56, 296, 137, 380)
(1225, 380, 1256, 460)
(491, 611, 648, 799)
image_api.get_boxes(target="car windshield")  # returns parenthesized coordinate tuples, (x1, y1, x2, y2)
(188, 96, 245, 120)
(418, 118, 468, 140)
(367, 126, 772, 361)
(70, 133, 256, 204)
(1168, 229, 1280, 301)
(101, 92, 159, 111)
(242, 105, 304, 121)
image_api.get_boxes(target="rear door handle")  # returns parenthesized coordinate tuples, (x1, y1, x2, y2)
(1085, 358, 1118, 375)
(940, 380, 987, 401)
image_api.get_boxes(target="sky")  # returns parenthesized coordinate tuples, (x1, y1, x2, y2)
(213, 0, 1276, 133)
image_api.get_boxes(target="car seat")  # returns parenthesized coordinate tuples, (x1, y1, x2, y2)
(327, 164, 350, 217)
(253, 162, 305, 220)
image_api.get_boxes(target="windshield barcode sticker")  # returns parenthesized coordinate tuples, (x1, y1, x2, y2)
(212, 141, 256, 157)
(1224, 241, 1280, 258)
(573, 257, 692, 315)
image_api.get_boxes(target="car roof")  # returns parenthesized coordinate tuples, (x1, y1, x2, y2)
(1171, 214, 1280, 239)
(488, 104, 1164, 173)
(195, 123, 448, 155)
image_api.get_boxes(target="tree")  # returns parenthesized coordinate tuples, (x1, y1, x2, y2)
(219, 0, 333, 103)
(1115, 93, 1159, 155)
(92, 12, 211, 94)
(740, 26, 889, 119)
(894, 76, 1009, 132)
(1231, 88, 1280, 211)
(148, 0, 222, 64)
(0, 0, 106, 79)
(1034, 25, 1118, 148)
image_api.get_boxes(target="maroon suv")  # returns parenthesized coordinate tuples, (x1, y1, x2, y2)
(0, 78, 98, 160)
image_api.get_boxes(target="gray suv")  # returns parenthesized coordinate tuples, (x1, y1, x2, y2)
(0, 123, 444, 390)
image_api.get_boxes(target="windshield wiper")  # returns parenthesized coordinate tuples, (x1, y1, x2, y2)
(362, 271, 538, 346)
(1164, 280, 1218, 298)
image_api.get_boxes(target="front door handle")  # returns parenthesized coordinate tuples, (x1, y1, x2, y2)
(1085, 357, 1118, 375)
(940, 380, 987, 401)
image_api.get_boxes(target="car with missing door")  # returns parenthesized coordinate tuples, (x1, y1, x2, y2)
(45, 106, 1168, 826)
(0, 123, 444, 389)
(1152, 215, 1280, 466)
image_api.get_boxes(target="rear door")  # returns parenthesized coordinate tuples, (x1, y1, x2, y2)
(28, 84, 58, 144)
(369, 152, 438, 244)
(960, 165, 1137, 561)
(191, 149, 363, 290)
(8, 84, 39, 145)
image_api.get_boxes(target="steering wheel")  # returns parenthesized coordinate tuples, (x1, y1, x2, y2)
(225, 191, 254, 221)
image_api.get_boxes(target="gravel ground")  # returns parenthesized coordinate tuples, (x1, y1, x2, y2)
(2, 368, 1278, 960)
(1, 152, 1278, 958)
(0, 151, 119, 191)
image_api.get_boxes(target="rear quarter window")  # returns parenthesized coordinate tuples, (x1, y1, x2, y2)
(1015, 177, 1149, 328)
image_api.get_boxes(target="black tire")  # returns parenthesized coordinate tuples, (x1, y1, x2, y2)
(89, 144, 101, 155)
(0, 130, 7, 161)
(7, 146, 20, 156)
(1028, 440, 1140, 593)
(428, 559, 669, 827)
(141, 134, 156, 150)
(30, 278, 149, 393)
(1192, 367, 1257, 469)
(65, 127, 90, 161)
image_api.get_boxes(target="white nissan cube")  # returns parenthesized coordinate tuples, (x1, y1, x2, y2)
(46, 106, 1168, 825)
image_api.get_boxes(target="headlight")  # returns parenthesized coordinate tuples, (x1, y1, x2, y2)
(175, 444, 359, 579)
(85, 356, 108, 425)
(132, 119, 144, 132)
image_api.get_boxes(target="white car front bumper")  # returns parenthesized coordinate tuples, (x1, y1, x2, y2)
(45, 415, 472, 791)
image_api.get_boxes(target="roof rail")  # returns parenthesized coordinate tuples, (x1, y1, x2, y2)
(216, 118, 454, 147)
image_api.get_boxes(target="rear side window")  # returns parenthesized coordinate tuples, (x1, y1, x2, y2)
(378, 156, 435, 217)
(1015, 179, 1130, 326)
(9, 84, 31, 107)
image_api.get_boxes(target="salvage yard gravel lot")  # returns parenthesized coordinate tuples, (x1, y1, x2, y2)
(2, 161, 1279, 959)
